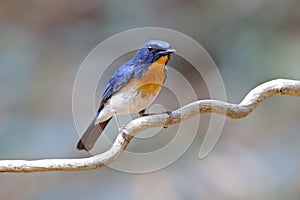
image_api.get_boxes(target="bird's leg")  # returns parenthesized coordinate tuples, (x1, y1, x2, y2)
(138, 109, 165, 117)
(139, 109, 174, 129)
(113, 111, 123, 132)
(139, 109, 174, 116)
(113, 111, 129, 141)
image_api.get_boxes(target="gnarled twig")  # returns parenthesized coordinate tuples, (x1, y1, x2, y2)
(0, 78, 299, 173)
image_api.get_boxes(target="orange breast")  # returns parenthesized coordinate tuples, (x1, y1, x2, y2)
(135, 55, 169, 98)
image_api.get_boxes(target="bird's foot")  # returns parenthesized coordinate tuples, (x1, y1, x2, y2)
(163, 111, 174, 128)
(118, 125, 126, 132)
(139, 109, 174, 128)
(138, 109, 149, 117)
(121, 131, 129, 142)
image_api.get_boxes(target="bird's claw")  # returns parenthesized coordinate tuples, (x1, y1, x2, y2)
(121, 131, 129, 142)
(163, 111, 174, 128)
(138, 109, 150, 117)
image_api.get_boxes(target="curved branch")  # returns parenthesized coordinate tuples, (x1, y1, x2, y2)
(0, 78, 300, 173)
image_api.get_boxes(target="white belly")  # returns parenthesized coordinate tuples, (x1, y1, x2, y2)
(96, 55, 168, 124)
(111, 88, 158, 113)
(96, 86, 160, 123)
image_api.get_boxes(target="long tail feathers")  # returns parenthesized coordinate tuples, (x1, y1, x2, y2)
(77, 117, 111, 151)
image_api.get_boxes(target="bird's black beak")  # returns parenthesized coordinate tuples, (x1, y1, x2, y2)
(157, 48, 176, 55)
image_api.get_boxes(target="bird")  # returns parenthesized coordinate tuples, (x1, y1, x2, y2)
(77, 40, 176, 151)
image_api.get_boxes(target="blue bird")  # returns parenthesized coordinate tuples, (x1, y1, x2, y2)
(77, 40, 176, 151)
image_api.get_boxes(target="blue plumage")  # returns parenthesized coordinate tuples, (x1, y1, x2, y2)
(77, 40, 175, 151)
(102, 62, 135, 101)
(102, 40, 172, 103)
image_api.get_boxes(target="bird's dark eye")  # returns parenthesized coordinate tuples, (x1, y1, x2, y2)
(147, 46, 154, 52)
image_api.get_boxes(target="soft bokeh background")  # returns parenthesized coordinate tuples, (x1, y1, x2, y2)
(1, 0, 300, 199)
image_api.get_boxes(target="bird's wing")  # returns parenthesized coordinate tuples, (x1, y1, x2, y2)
(97, 62, 135, 112)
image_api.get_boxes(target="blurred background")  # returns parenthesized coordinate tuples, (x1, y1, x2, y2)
(1, 0, 300, 199)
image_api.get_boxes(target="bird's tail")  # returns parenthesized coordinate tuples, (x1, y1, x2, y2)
(77, 116, 111, 151)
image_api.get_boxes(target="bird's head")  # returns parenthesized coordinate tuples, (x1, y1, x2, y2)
(133, 40, 176, 66)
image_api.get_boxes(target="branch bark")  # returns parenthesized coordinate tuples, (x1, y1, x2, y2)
(1, 78, 300, 173)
